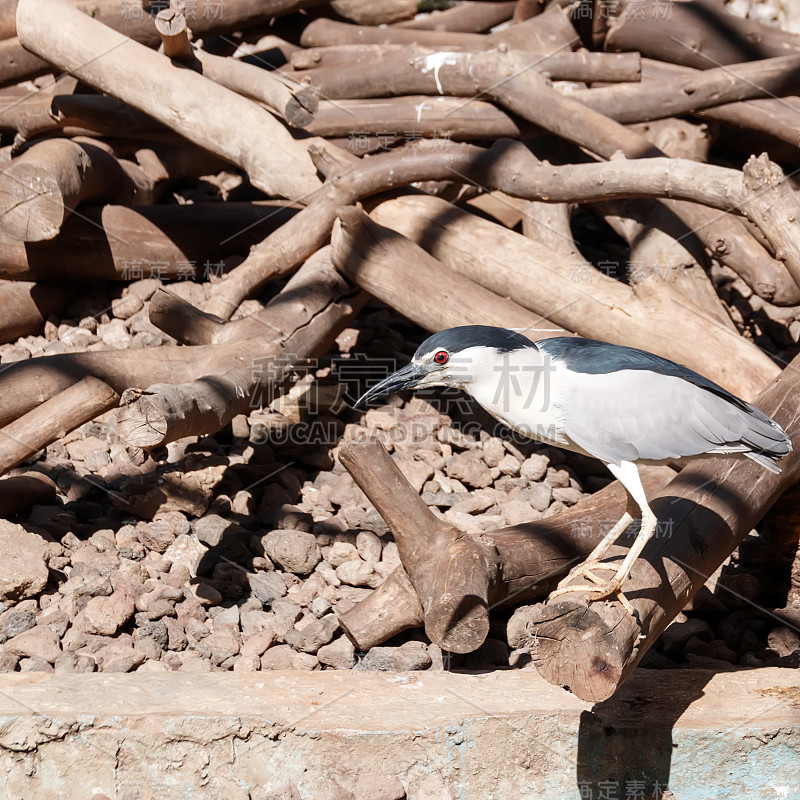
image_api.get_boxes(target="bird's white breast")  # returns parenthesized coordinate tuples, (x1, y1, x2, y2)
(461, 346, 570, 447)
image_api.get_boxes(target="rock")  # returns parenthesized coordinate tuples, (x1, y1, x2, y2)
(204, 626, 241, 666)
(767, 626, 800, 658)
(84, 450, 111, 472)
(19, 656, 53, 672)
(0, 521, 49, 604)
(253, 783, 301, 800)
(163, 534, 208, 577)
(336, 559, 380, 588)
(5, 624, 61, 663)
(520, 454, 549, 482)
(317, 635, 356, 670)
(522, 483, 552, 512)
(248, 572, 287, 604)
(260, 644, 318, 671)
(551, 486, 583, 506)
(3, 609, 36, 639)
(359, 641, 431, 671)
(240, 630, 276, 658)
(416, 777, 455, 800)
(262, 530, 321, 575)
(66, 435, 109, 461)
(444, 453, 493, 489)
(80, 590, 135, 636)
(284, 614, 339, 654)
(315, 779, 356, 800)
(497, 454, 521, 476)
(482, 437, 505, 468)
(0, 652, 19, 671)
(356, 530, 382, 563)
(192, 514, 245, 547)
(311, 597, 333, 618)
(111, 292, 144, 320)
(660, 616, 713, 656)
(396, 458, 434, 492)
(328, 541, 360, 568)
(499, 500, 541, 526)
(354, 773, 406, 800)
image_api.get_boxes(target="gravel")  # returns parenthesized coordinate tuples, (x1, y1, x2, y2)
(0, 300, 794, 677)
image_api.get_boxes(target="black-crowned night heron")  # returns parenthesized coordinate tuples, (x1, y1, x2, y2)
(355, 325, 791, 613)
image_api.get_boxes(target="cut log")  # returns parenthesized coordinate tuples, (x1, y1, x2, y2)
(15, 0, 321, 201)
(0, 376, 118, 474)
(115, 248, 364, 455)
(0, 137, 149, 241)
(0, 472, 56, 516)
(154, 7, 195, 63)
(570, 54, 800, 124)
(337, 436, 675, 653)
(306, 96, 523, 140)
(526, 351, 800, 702)
(331, 0, 416, 26)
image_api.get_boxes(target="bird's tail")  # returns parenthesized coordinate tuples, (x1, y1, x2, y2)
(741, 408, 792, 474)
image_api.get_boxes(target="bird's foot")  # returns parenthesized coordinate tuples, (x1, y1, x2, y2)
(549, 565, 637, 617)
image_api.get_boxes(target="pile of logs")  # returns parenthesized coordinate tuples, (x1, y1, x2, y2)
(1, 0, 799, 701)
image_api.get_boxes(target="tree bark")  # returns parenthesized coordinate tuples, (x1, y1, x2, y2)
(15, 0, 321, 201)
(526, 351, 800, 702)
(331, 0, 416, 26)
(395, 1, 516, 33)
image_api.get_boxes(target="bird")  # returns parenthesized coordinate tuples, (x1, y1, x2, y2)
(355, 325, 791, 614)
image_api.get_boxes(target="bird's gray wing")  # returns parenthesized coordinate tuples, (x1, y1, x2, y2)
(559, 368, 779, 465)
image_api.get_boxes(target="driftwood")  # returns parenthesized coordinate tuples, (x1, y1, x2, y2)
(526, 351, 800, 702)
(337, 436, 675, 652)
(15, 0, 321, 201)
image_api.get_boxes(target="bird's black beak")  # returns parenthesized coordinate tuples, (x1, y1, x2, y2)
(354, 362, 428, 408)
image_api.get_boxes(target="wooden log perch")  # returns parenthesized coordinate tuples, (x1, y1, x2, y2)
(0, 376, 119, 474)
(155, 8, 195, 63)
(395, 1, 516, 33)
(0, 472, 56, 517)
(331, 0, 416, 26)
(0, 280, 74, 343)
(526, 352, 800, 702)
(337, 436, 675, 653)
(15, 0, 321, 201)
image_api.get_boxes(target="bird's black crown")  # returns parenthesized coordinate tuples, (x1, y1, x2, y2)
(414, 325, 534, 359)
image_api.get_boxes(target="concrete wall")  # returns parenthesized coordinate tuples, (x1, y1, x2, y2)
(0, 668, 797, 799)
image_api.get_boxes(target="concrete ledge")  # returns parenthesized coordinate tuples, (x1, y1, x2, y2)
(0, 667, 798, 799)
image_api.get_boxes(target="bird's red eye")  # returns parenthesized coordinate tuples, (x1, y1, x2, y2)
(433, 350, 449, 365)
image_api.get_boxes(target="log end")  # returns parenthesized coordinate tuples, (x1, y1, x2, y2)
(285, 84, 319, 129)
(527, 599, 629, 703)
(0, 163, 66, 242)
(424, 594, 490, 655)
